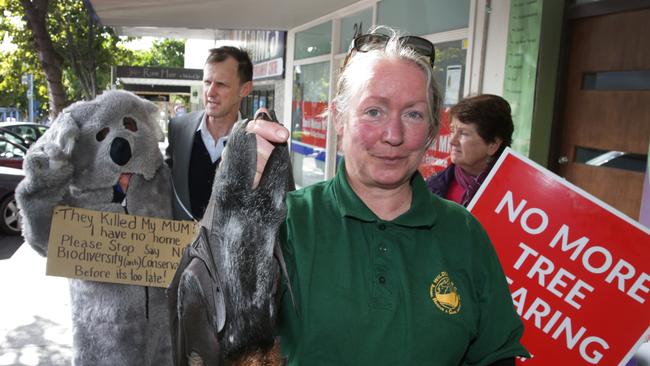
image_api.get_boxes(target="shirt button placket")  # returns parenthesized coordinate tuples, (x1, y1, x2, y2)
(377, 223, 388, 255)
(377, 223, 388, 286)
(370, 222, 393, 308)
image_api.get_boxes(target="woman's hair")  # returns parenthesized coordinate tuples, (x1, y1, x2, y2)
(331, 26, 442, 147)
(451, 94, 514, 158)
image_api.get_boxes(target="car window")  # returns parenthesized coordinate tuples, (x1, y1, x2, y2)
(21, 127, 36, 139)
(0, 131, 26, 147)
(5, 126, 19, 136)
(0, 140, 25, 158)
(5, 125, 48, 141)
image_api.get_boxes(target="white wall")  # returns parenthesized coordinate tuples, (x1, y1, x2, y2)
(184, 38, 248, 69)
(464, 0, 510, 96)
(482, 0, 510, 95)
(184, 39, 215, 69)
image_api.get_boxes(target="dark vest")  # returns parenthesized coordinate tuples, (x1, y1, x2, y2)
(189, 131, 220, 219)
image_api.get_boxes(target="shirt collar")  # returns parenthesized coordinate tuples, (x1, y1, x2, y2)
(332, 159, 438, 228)
(196, 111, 243, 134)
(197, 112, 243, 162)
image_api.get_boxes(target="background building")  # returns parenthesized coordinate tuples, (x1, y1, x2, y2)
(89, 0, 649, 220)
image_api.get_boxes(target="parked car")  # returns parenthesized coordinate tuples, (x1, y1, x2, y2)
(0, 136, 27, 169)
(0, 166, 23, 235)
(0, 122, 48, 146)
(0, 127, 32, 148)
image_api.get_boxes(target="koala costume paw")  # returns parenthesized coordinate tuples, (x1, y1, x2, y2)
(16, 90, 174, 366)
(26, 142, 74, 179)
(24, 140, 77, 189)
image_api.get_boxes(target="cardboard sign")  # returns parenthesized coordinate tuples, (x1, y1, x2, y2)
(468, 149, 649, 366)
(46, 206, 197, 288)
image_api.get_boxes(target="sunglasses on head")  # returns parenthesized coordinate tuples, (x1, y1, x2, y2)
(343, 33, 436, 69)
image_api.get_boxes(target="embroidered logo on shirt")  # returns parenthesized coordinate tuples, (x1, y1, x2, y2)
(430, 271, 461, 314)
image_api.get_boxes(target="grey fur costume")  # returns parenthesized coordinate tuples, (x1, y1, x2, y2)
(16, 90, 174, 365)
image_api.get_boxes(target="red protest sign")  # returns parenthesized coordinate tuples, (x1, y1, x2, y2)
(300, 101, 327, 148)
(419, 107, 451, 179)
(468, 148, 649, 366)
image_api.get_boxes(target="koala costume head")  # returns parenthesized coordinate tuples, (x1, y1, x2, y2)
(57, 90, 163, 191)
(18, 90, 173, 256)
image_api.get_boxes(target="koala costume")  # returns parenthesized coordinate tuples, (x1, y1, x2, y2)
(16, 90, 174, 365)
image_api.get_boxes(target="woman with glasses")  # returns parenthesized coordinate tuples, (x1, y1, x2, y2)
(248, 27, 528, 365)
(427, 94, 514, 207)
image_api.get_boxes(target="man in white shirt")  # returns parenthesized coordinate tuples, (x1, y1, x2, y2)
(165, 46, 253, 220)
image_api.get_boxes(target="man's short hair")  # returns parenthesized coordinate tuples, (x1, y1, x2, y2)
(206, 46, 253, 84)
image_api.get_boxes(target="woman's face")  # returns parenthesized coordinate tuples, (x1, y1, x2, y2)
(449, 118, 501, 176)
(337, 58, 430, 191)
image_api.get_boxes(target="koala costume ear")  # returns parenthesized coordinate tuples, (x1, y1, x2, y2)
(49, 101, 97, 156)
(68, 100, 99, 124)
(141, 98, 164, 141)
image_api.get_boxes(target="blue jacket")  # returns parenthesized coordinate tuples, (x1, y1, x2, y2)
(425, 163, 455, 198)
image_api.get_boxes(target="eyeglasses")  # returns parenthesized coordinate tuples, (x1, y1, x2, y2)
(342, 33, 436, 70)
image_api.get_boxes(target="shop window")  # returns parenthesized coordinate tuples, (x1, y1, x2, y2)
(377, 0, 469, 35)
(420, 39, 468, 179)
(288, 2, 472, 183)
(241, 89, 274, 119)
(339, 8, 374, 53)
(291, 62, 330, 187)
(433, 40, 467, 107)
(294, 22, 332, 60)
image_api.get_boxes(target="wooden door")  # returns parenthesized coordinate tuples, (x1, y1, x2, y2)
(558, 8, 650, 220)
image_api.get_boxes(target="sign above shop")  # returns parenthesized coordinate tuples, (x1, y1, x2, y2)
(116, 66, 203, 81)
(214, 29, 287, 79)
(253, 58, 284, 80)
(225, 30, 286, 64)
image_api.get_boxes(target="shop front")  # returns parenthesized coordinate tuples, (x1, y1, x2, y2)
(282, 0, 475, 186)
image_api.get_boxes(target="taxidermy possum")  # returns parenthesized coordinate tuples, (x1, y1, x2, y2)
(168, 115, 294, 366)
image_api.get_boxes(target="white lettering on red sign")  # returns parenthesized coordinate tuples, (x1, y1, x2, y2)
(496, 190, 649, 304)
(508, 275, 610, 364)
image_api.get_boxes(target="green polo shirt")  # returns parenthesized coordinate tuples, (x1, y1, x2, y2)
(279, 161, 528, 366)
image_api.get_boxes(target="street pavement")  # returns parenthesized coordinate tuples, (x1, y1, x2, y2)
(0, 237, 72, 366)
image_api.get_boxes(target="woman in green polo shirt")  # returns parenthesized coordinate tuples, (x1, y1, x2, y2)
(249, 26, 529, 366)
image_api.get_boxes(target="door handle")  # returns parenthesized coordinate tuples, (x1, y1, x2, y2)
(558, 156, 569, 164)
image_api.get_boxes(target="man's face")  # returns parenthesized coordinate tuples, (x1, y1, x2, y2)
(202, 57, 251, 120)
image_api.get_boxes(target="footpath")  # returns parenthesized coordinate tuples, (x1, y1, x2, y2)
(0, 243, 72, 366)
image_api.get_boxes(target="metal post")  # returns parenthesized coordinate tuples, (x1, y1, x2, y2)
(22, 73, 34, 121)
(110, 66, 116, 90)
(28, 74, 34, 122)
